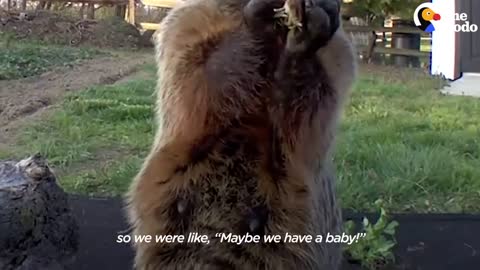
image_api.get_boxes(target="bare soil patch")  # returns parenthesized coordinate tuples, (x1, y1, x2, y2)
(0, 52, 151, 149)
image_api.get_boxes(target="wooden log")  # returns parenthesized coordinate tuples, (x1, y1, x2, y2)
(0, 154, 79, 270)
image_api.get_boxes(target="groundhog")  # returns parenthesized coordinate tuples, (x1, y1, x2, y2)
(125, 0, 357, 269)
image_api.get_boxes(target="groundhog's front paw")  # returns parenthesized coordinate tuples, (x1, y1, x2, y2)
(243, 0, 286, 36)
(286, 0, 340, 54)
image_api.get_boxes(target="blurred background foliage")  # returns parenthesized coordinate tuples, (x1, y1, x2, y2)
(343, 0, 426, 25)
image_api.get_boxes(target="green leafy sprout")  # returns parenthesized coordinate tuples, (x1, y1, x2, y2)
(343, 199, 400, 269)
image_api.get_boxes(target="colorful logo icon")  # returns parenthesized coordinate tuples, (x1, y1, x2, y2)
(414, 2, 442, 32)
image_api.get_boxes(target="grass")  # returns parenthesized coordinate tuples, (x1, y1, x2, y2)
(6, 63, 480, 213)
(0, 39, 105, 80)
(8, 63, 158, 195)
(337, 70, 480, 213)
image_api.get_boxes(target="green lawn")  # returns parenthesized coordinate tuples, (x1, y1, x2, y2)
(337, 70, 480, 213)
(0, 40, 105, 80)
(5, 63, 480, 214)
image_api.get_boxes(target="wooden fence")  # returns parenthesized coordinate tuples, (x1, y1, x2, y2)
(125, 0, 175, 27)
(343, 24, 431, 63)
(1, 0, 433, 63)
(126, 0, 431, 65)
(1, 0, 128, 19)
(4, 0, 431, 63)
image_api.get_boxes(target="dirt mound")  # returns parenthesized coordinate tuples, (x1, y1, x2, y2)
(0, 11, 144, 48)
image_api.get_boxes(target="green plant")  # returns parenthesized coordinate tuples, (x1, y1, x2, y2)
(343, 199, 399, 269)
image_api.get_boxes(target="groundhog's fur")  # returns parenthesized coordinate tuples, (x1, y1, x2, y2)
(125, 0, 357, 269)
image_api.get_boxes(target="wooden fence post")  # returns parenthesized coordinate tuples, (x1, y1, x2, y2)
(127, 0, 135, 24)
(87, 3, 95, 19)
(115, 4, 126, 18)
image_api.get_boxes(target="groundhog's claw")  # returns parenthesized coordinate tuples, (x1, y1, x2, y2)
(284, 0, 341, 54)
(274, 0, 304, 31)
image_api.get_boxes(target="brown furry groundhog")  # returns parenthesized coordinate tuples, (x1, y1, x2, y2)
(125, 0, 357, 269)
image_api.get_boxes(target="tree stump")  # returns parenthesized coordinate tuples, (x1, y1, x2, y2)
(0, 154, 79, 270)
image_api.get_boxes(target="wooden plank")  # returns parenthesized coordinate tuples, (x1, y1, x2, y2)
(375, 47, 431, 57)
(139, 22, 160, 30)
(141, 0, 176, 7)
(127, 0, 135, 24)
(356, 46, 431, 57)
(136, 24, 428, 58)
(344, 25, 431, 36)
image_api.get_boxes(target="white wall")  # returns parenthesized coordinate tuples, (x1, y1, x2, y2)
(431, 0, 460, 80)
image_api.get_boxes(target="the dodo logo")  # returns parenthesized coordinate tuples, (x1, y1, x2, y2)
(414, 2, 441, 33)
(414, 2, 478, 33)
